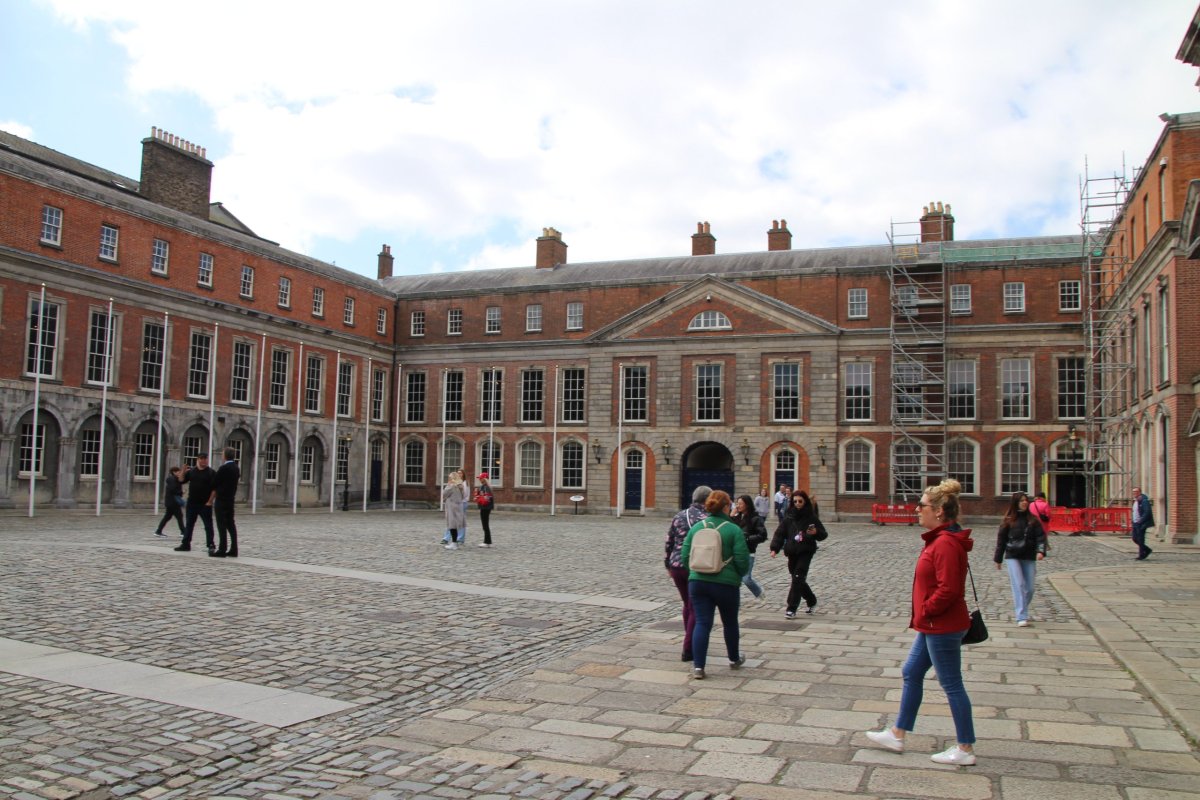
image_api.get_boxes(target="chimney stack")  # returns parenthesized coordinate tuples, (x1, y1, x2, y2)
(767, 219, 792, 251)
(139, 126, 214, 219)
(536, 227, 567, 269)
(919, 201, 955, 243)
(377, 244, 394, 280)
(691, 221, 716, 256)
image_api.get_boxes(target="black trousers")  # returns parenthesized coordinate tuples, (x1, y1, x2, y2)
(155, 500, 184, 535)
(215, 500, 238, 555)
(183, 505, 215, 549)
(785, 552, 817, 612)
(480, 507, 492, 544)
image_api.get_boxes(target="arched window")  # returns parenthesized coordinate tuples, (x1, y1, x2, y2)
(518, 440, 543, 488)
(892, 442, 923, 498)
(947, 439, 978, 495)
(998, 439, 1032, 495)
(842, 440, 872, 494)
(403, 439, 424, 485)
(441, 439, 463, 479)
(561, 440, 584, 489)
(687, 310, 731, 330)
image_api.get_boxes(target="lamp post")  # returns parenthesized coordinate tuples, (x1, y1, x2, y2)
(339, 432, 352, 511)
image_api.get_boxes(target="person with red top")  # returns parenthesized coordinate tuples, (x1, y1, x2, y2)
(866, 478, 978, 766)
(474, 472, 495, 547)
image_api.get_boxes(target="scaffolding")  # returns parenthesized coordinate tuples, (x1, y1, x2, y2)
(886, 209, 949, 503)
(1079, 157, 1136, 506)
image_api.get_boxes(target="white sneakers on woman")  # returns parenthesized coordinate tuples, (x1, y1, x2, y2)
(865, 728, 904, 752)
(866, 729, 976, 765)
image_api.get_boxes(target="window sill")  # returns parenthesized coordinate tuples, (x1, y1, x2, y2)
(99, 256, 119, 265)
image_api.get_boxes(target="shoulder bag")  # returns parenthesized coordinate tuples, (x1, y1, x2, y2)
(961, 562, 989, 645)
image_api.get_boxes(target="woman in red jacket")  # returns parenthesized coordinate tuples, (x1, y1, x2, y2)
(866, 478, 977, 766)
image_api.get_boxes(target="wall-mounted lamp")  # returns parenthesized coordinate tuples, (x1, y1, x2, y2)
(661, 440, 673, 465)
(1068, 425, 1081, 457)
(592, 440, 604, 464)
(740, 438, 752, 467)
(817, 438, 828, 467)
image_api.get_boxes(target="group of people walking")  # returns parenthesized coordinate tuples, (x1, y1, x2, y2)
(155, 448, 241, 557)
(663, 479, 1073, 768)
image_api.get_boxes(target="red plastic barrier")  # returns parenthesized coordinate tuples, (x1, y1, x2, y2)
(872, 503, 918, 525)
(1045, 506, 1085, 535)
(1081, 507, 1131, 534)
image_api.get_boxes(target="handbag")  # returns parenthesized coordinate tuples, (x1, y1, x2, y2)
(961, 563, 989, 645)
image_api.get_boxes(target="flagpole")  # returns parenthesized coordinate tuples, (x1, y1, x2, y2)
(616, 363, 624, 518)
(208, 323, 218, 457)
(488, 368, 495, 479)
(550, 365, 559, 516)
(362, 357, 371, 512)
(154, 311, 168, 517)
(252, 332, 266, 514)
(440, 367, 448, 509)
(330, 350, 340, 513)
(29, 283, 46, 518)
(96, 298, 114, 516)
(292, 342, 303, 514)
(391, 363, 402, 511)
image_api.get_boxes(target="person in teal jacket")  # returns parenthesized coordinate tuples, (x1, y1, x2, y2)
(679, 489, 751, 680)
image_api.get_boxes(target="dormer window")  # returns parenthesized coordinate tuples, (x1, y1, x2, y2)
(687, 310, 731, 330)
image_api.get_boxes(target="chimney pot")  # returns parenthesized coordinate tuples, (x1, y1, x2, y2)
(536, 227, 568, 268)
(919, 201, 955, 243)
(140, 127, 213, 219)
(767, 217, 793, 251)
(378, 244, 395, 280)
(692, 221, 717, 256)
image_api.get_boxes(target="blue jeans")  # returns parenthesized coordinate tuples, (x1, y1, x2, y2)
(1005, 558, 1036, 622)
(741, 554, 763, 598)
(896, 631, 975, 745)
(688, 580, 741, 670)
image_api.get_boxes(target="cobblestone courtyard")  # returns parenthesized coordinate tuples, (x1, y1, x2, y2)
(1, 510, 1197, 799)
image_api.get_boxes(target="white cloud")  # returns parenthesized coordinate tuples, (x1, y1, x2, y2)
(0, 120, 35, 139)
(39, 0, 1200, 273)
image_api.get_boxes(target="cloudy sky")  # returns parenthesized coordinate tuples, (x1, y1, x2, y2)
(3, 1, 1198, 279)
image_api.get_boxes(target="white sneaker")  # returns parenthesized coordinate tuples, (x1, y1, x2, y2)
(444, 542, 458, 550)
(866, 728, 905, 753)
(930, 745, 976, 766)
(1016, 620, 1030, 627)
(756, 590, 768, 607)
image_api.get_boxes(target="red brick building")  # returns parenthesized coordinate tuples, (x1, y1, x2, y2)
(0, 125, 1194, 540)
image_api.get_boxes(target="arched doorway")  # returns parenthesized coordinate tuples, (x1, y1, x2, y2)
(680, 441, 735, 508)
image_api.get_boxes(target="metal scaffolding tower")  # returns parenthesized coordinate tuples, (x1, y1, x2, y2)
(1079, 157, 1136, 506)
(887, 209, 949, 502)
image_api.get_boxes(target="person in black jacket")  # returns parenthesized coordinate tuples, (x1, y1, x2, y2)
(993, 492, 1046, 627)
(732, 494, 768, 607)
(211, 447, 241, 558)
(175, 453, 217, 552)
(770, 489, 828, 617)
(153, 466, 185, 538)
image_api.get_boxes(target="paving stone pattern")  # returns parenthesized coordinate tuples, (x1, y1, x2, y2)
(1, 510, 1197, 799)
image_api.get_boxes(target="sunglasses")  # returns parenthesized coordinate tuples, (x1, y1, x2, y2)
(792, 497, 806, 503)
(915, 501, 931, 509)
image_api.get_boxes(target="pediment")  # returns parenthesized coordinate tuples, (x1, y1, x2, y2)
(587, 276, 840, 343)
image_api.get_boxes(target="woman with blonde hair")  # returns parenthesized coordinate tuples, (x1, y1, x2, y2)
(866, 478, 978, 766)
(442, 471, 467, 550)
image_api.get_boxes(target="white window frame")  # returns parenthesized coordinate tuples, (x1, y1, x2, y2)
(198, 253, 214, 287)
(695, 363, 723, 422)
(337, 361, 354, 418)
(278, 276, 292, 308)
(847, 288, 868, 319)
(312, 287, 325, 317)
(1003, 282, 1025, 313)
(41, 205, 62, 245)
(448, 308, 463, 335)
(343, 297, 355, 326)
(269, 348, 291, 410)
(526, 304, 543, 333)
(376, 308, 387, 335)
(688, 310, 732, 330)
(772, 361, 801, 422)
(566, 302, 583, 331)
(949, 284, 971, 315)
(841, 438, 874, 494)
(622, 365, 649, 423)
(947, 359, 977, 421)
(231, 339, 254, 405)
(240, 266, 255, 299)
(304, 354, 324, 414)
(264, 441, 281, 483)
(843, 361, 873, 421)
(410, 310, 425, 337)
(25, 297, 61, 379)
(139, 320, 166, 392)
(151, 239, 170, 275)
(403, 439, 425, 485)
(1000, 357, 1032, 420)
(1058, 280, 1081, 312)
(561, 367, 586, 423)
(187, 330, 212, 400)
(485, 306, 501, 334)
(85, 308, 116, 387)
(559, 439, 585, 489)
(133, 431, 155, 480)
(517, 439, 543, 488)
(18, 423, 46, 477)
(99, 224, 119, 261)
(997, 438, 1033, 496)
(946, 438, 979, 496)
